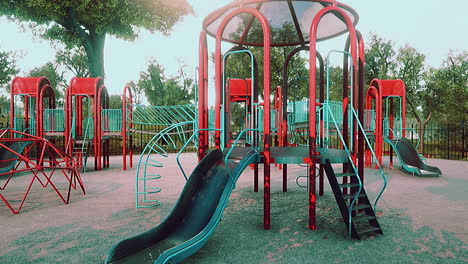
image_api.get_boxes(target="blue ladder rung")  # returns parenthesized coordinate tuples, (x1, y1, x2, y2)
(136, 175, 161, 180)
(136, 200, 162, 208)
(141, 161, 163, 167)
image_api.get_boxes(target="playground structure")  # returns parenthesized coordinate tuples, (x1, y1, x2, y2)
(9, 77, 56, 137)
(107, 1, 394, 263)
(8, 76, 201, 173)
(9, 76, 133, 172)
(0, 129, 85, 214)
(364, 79, 441, 176)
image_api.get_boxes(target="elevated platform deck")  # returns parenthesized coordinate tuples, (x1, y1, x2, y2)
(207, 147, 349, 165)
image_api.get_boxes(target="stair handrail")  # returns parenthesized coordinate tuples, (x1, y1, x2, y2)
(348, 106, 388, 211)
(65, 116, 75, 154)
(323, 103, 362, 234)
(78, 116, 93, 172)
(176, 127, 222, 181)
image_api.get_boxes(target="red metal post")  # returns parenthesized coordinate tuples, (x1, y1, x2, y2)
(317, 53, 325, 197)
(357, 31, 365, 184)
(401, 81, 407, 137)
(198, 30, 208, 161)
(215, 6, 271, 229)
(309, 5, 358, 230)
(122, 84, 133, 170)
(9, 78, 16, 132)
(122, 85, 127, 170)
(365, 86, 382, 167)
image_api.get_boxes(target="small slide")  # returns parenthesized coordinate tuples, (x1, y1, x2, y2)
(385, 137, 441, 177)
(106, 148, 259, 264)
(0, 141, 32, 174)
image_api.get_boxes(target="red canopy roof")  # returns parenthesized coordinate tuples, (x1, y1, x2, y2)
(203, 0, 359, 47)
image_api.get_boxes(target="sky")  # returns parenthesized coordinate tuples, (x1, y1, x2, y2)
(0, 0, 467, 97)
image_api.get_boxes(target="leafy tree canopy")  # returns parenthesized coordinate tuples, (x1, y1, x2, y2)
(138, 60, 193, 106)
(0, 0, 193, 77)
(0, 48, 19, 90)
(126, 81, 144, 105)
(28, 62, 66, 106)
(394, 45, 426, 122)
(425, 51, 467, 125)
(55, 47, 90, 78)
(365, 33, 396, 83)
(109, 95, 123, 109)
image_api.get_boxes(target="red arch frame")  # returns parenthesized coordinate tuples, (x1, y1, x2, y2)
(309, 5, 358, 230)
(65, 77, 110, 171)
(213, 6, 272, 229)
(10, 77, 55, 137)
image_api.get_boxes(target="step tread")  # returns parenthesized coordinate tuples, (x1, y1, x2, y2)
(349, 204, 372, 210)
(352, 214, 376, 222)
(356, 224, 381, 234)
(75, 140, 90, 144)
(339, 182, 361, 188)
(343, 193, 366, 200)
(335, 172, 356, 178)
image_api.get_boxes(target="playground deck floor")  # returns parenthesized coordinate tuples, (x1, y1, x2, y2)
(0, 154, 467, 263)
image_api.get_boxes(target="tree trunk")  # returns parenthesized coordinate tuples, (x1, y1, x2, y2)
(418, 111, 432, 153)
(418, 121, 425, 153)
(63, 7, 106, 79)
(83, 31, 106, 78)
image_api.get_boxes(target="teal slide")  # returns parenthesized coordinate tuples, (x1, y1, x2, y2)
(0, 141, 32, 174)
(106, 148, 259, 264)
(385, 137, 441, 177)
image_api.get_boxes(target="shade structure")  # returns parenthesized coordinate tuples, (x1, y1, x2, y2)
(203, 0, 359, 47)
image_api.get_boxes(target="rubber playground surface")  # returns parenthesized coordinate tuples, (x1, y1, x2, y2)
(0, 154, 467, 264)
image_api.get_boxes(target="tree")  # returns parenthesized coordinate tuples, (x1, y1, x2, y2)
(365, 33, 397, 84)
(109, 95, 123, 109)
(0, 95, 9, 116)
(138, 60, 192, 106)
(0, 48, 19, 115)
(395, 45, 427, 122)
(0, 48, 19, 90)
(126, 81, 144, 105)
(28, 62, 67, 106)
(0, 1, 192, 77)
(425, 51, 468, 125)
(393, 45, 429, 151)
(55, 47, 90, 77)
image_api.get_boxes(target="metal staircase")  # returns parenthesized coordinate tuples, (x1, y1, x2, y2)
(323, 159, 383, 239)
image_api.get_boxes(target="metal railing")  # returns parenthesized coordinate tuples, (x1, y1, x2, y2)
(43, 109, 66, 132)
(101, 109, 123, 132)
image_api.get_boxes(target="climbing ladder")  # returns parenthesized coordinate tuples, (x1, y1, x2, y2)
(135, 121, 195, 208)
(72, 138, 90, 172)
(69, 112, 93, 172)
